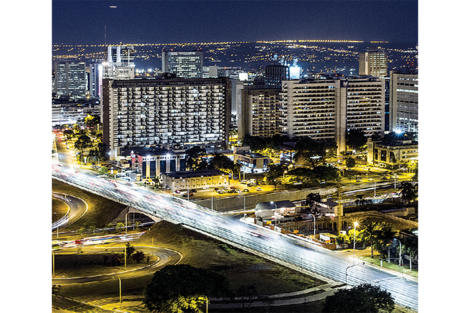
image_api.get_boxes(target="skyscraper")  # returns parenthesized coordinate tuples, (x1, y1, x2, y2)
(161, 50, 203, 79)
(102, 75, 231, 159)
(238, 88, 281, 139)
(280, 75, 385, 153)
(103, 45, 135, 80)
(359, 49, 388, 78)
(265, 64, 289, 89)
(88, 63, 102, 99)
(53, 61, 88, 99)
(389, 70, 418, 134)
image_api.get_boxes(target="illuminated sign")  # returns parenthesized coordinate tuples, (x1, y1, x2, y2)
(289, 66, 301, 79)
(239, 72, 248, 81)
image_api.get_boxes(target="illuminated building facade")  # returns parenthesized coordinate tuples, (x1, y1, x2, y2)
(54, 61, 88, 99)
(161, 50, 203, 79)
(52, 99, 100, 127)
(161, 169, 229, 192)
(389, 70, 418, 134)
(265, 64, 289, 88)
(103, 45, 135, 80)
(102, 75, 231, 159)
(280, 76, 385, 153)
(366, 137, 418, 169)
(238, 88, 281, 139)
(359, 49, 388, 78)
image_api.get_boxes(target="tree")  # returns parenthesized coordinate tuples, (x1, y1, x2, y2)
(209, 153, 233, 173)
(185, 146, 206, 171)
(293, 138, 328, 166)
(125, 242, 135, 260)
(345, 157, 356, 169)
(360, 220, 381, 258)
(77, 226, 87, 237)
(116, 222, 125, 232)
(264, 164, 288, 190)
(98, 166, 108, 175)
(233, 163, 242, 180)
(322, 283, 394, 313)
(108, 254, 122, 266)
(75, 134, 92, 156)
(88, 225, 96, 234)
(144, 264, 232, 313)
(312, 165, 340, 182)
(84, 114, 101, 131)
(400, 182, 417, 204)
(306, 193, 321, 208)
(403, 236, 418, 270)
(376, 223, 399, 261)
(52, 285, 61, 295)
(346, 129, 367, 151)
(132, 251, 145, 263)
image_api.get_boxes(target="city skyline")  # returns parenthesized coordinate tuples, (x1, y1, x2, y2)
(52, 0, 418, 45)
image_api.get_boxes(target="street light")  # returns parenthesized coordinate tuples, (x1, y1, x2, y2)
(353, 222, 358, 262)
(54, 212, 59, 239)
(394, 238, 403, 274)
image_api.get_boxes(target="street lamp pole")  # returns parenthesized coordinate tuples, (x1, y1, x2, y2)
(353, 222, 358, 263)
(125, 212, 130, 235)
(54, 212, 59, 239)
(52, 251, 55, 277)
(394, 238, 403, 274)
(313, 214, 316, 238)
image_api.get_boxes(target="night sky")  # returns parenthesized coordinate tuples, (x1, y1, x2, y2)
(52, 0, 418, 45)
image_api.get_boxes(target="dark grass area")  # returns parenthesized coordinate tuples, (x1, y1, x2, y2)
(52, 198, 69, 220)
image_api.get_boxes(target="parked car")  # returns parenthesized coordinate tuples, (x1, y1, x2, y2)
(217, 190, 226, 194)
(190, 189, 197, 193)
(228, 189, 237, 193)
(256, 187, 262, 191)
(242, 189, 250, 192)
(240, 180, 247, 184)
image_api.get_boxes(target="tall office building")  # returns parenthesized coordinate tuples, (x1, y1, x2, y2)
(161, 50, 203, 79)
(238, 88, 281, 139)
(103, 45, 135, 80)
(88, 63, 103, 99)
(389, 70, 418, 134)
(359, 49, 388, 78)
(53, 61, 88, 99)
(280, 76, 385, 153)
(102, 75, 231, 159)
(265, 64, 289, 89)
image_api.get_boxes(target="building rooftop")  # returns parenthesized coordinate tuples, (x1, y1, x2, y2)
(255, 200, 296, 211)
(235, 150, 266, 158)
(119, 146, 185, 157)
(163, 169, 227, 179)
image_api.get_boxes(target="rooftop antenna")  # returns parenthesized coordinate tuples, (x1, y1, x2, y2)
(104, 24, 107, 61)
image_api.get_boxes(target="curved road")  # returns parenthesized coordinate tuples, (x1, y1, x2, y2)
(52, 192, 88, 231)
(52, 166, 418, 311)
(53, 246, 182, 285)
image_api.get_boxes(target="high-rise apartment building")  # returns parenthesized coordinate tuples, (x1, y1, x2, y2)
(280, 76, 385, 153)
(53, 62, 88, 99)
(389, 70, 418, 134)
(238, 88, 281, 139)
(359, 49, 388, 78)
(102, 75, 231, 159)
(161, 50, 203, 79)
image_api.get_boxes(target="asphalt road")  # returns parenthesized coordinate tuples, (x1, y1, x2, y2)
(51, 166, 418, 311)
(52, 192, 88, 232)
(53, 246, 182, 285)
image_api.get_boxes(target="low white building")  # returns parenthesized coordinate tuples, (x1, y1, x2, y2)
(161, 169, 228, 193)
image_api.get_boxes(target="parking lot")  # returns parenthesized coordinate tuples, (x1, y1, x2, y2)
(171, 178, 277, 200)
